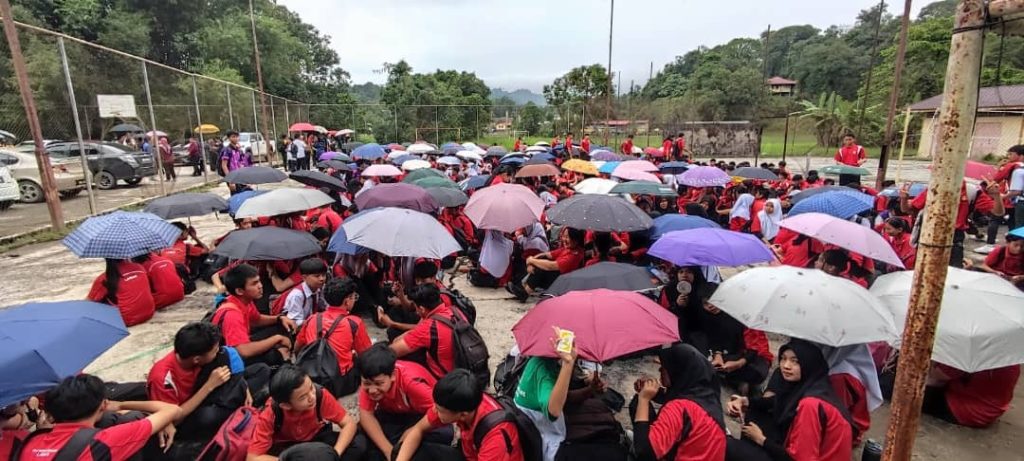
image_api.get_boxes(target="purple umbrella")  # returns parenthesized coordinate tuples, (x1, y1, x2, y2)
(678, 166, 731, 187)
(649, 228, 775, 267)
(590, 150, 620, 161)
(354, 183, 438, 213)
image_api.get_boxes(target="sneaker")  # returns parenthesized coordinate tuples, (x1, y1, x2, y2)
(974, 244, 995, 255)
(505, 282, 529, 303)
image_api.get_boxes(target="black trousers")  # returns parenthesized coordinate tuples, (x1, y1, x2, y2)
(525, 268, 560, 290)
(364, 412, 455, 461)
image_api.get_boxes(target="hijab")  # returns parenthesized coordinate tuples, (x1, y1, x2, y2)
(684, 202, 708, 219)
(658, 343, 726, 430)
(758, 198, 783, 240)
(480, 230, 513, 276)
(772, 339, 853, 432)
(729, 193, 755, 221)
(820, 344, 884, 411)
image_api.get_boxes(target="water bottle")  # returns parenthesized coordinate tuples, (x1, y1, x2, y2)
(861, 439, 882, 461)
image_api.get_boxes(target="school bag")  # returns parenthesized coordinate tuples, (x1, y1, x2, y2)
(492, 354, 529, 399)
(196, 406, 259, 461)
(269, 287, 308, 317)
(440, 287, 477, 325)
(429, 313, 491, 390)
(473, 395, 544, 461)
(10, 427, 102, 461)
(295, 314, 361, 397)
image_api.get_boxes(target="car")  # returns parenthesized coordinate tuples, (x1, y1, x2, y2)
(44, 142, 156, 190)
(0, 166, 19, 210)
(15, 139, 62, 149)
(237, 132, 275, 163)
(170, 139, 193, 166)
(0, 149, 88, 203)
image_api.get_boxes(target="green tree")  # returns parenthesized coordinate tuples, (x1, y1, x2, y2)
(518, 102, 544, 135)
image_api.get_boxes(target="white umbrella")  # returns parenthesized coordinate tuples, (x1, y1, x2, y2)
(709, 266, 899, 347)
(461, 142, 486, 154)
(401, 159, 432, 171)
(533, 142, 551, 147)
(313, 125, 328, 134)
(407, 143, 436, 154)
(525, 145, 548, 153)
(336, 129, 355, 135)
(456, 150, 482, 162)
(871, 268, 1024, 372)
(386, 149, 411, 160)
(341, 207, 460, 259)
(235, 188, 334, 219)
(573, 178, 618, 195)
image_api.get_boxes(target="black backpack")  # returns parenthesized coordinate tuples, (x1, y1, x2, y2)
(295, 314, 361, 397)
(473, 395, 544, 461)
(441, 288, 477, 325)
(492, 354, 529, 399)
(429, 314, 490, 390)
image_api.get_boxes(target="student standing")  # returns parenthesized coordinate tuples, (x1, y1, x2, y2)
(674, 133, 687, 161)
(513, 136, 523, 153)
(661, 137, 673, 159)
(580, 135, 591, 154)
(292, 135, 308, 171)
(213, 264, 297, 367)
(620, 135, 634, 156)
(834, 133, 866, 186)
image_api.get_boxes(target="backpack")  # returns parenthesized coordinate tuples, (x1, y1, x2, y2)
(216, 150, 227, 177)
(492, 354, 529, 399)
(473, 395, 544, 461)
(440, 288, 477, 325)
(11, 427, 103, 461)
(428, 313, 490, 389)
(295, 314, 361, 397)
(272, 386, 325, 434)
(270, 287, 307, 317)
(196, 406, 259, 461)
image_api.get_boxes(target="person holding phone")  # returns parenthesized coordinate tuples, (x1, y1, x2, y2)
(512, 327, 577, 461)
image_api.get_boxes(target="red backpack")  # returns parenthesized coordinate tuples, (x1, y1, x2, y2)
(270, 287, 306, 316)
(197, 406, 259, 461)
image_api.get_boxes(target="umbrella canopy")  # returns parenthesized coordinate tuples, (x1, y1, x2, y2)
(387, 143, 405, 151)
(437, 156, 461, 166)
(402, 168, 446, 183)
(530, 152, 556, 162)
(780, 212, 905, 268)
(0, 301, 129, 408)
(820, 165, 871, 176)
(461, 175, 491, 191)
(609, 181, 675, 196)
(465, 183, 545, 232)
(546, 262, 657, 296)
(879, 183, 927, 198)
(678, 166, 731, 187)
(710, 266, 899, 347)
(289, 122, 317, 132)
(355, 183, 438, 213)
(144, 192, 228, 219)
(500, 157, 525, 166)
(612, 169, 660, 183)
(341, 142, 364, 152)
(318, 152, 352, 162)
(486, 146, 508, 157)
(63, 211, 180, 259)
(649, 228, 774, 267)
(616, 160, 659, 173)
(194, 124, 220, 134)
(963, 160, 998, 180)
(336, 129, 355, 136)
(598, 161, 622, 175)
(353, 143, 387, 160)
(227, 189, 268, 216)
(224, 166, 288, 185)
(326, 225, 369, 256)
(643, 147, 666, 157)
(732, 167, 779, 180)
(659, 161, 690, 175)
(461, 142, 485, 154)
(407, 143, 436, 155)
(213, 227, 322, 260)
(110, 123, 144, 133)
(442, 146, 462, 156)
(456, 151, 483, 162)
(386, 149, 410, 160)
(590, 150, 620, 161)
(426, 187, 469, 208)
(790, 186, 860, 204)
(573, 178, 618, 195)
(0, 129, 15, 140)
(317, 160, 352, 172)
(145, 130, 168, 138)
(516, 163, 561, 178)
(547, 194, 653, 232)
(401, 159, 432, 171)
(390, 154, 416, 166)
(788, 191, 873, 219)
(873, 268, 1024, 372)
(1010, 226, 1024, 238)
(525, 145, 550, 153)
(289, 170, 347, 192)
(341, 207, 460, 258)
(649, 214, 721, 240)
(362, 164, 403, 177)
(524, 156, 553, 166)
(412, 176, 460, 190)
(512, 289, 680, 362)
(235, 188, 334, 218)
(562, 159, 599, 175)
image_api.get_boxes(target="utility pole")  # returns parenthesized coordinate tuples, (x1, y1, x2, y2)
(761, 25, 771, 97)
(857, 0, 887, 136)
(881, 1, 987, 460)
(249, 0, 274, 167)
(0, 0, 63, 230)
(875, 0, 914, 190)
(605, 0, 614, 146)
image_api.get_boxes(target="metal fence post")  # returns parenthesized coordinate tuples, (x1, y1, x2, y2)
(269, 97, 278, 148)
(141, 62, 166, 195)
(394, 106, 399, 142)
(57, 37, 97, 214)
(434, 106, 440, 144)
(250, 90, 265, 165)
(226, 84, 235, 130)
(191, 76, 209, 183)
(284, 101, 291, 132)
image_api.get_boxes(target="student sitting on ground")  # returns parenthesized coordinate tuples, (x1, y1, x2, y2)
(508, 227, 585, 301)
(87, 258, 156, 327)
(275, 258, 329, 326)
(294, 277, 372, 397)
(395, 369, 525, 461)
(134, 252, 185, 310)
(923, 362, 1021, 428)
(976, 234, 1024, 289)
(378, 260, 454, 340)
(212, 264, 297, 367)
(14, 374, 181, 461)
(389, 284, 466, 380)
(514, 333, 577, 461)
(247, 365, 366, 461)
(160, 222, 209, 277)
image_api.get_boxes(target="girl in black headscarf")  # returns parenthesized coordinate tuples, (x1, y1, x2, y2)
(695, 289, 773, 397)
(658, 267, 710, 343)
(632, 343, 726, 461)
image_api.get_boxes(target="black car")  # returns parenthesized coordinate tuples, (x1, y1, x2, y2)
(45, 142, 156, 190)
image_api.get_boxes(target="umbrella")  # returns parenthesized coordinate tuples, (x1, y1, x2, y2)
(879, 183, 927, 198)
(461, 175, 491, 191)
(289, 170, 347, 191)
(109, 123, 143, 133)
(401, 159, 432, 171)
(609, 181, 675, 196)
(512, 289, 680, 362)
(317, 160, 352, 172)
(616, 160, 659, 172)
(355, 183, 438, 213)
(547, 195, 653, 232)
(465, 183, 545, 232)
(516, 163, 561, 178)
(563, 159, 599, 175)
(0, 301, 129, 408)
(336, 129, 355, 136)
(438, 156, 461, 166)
(227, 189, 268, 216)
(531, 152, 556, 162)
(649, 214, 721, 240)
(524, 156, 553, 166)
(534, 141, 551, 147)
(790, 186, 861, 204)
(573, 178, 618, 195)
(144, 192, 228, 219)
(442, 145, 462, 156)
(872, 268, 1024, 372)
(427, 187, 469, 208)
(546, 262, 658, 296)
(456, 151, 483, 162)
(461, 142, 485, 154)
(326, 225, 369, 256)
(788, 191, 873, 219)
(650, 228, 774, 267)
(659, 161, 690, 175)
(441, 142, 461, 150)
(963, 160, 998, 180)
(387, 143, 405, 151)
(235, 188, 334, 218)
(486, 146, 508, 157)
(402, 168, 446, 183)
(362, 164, 403, 177)
(390, 154, 416, 166)
(733, 167, 779, 180)
(1010, 226, 1024, 238)
(598, 161, 622, 175)
(353, 143, 387, 160)
(412, 176, 460, 190)
(319, 151, 351, 162)
(590, 150, 620, 161)
(613, 169, 660, 183)
(145, 130, 167, 138)
(63, 211, 180, 259)
(500, 157, 525, 166)
(341, 142, 364, 152)
(194, 124, 220, 135)
(525, 145, 550, 153)
(224, 166, 288, 185)
(710, 266, 899, 347)
(289, 122, 317, 132)
(644, 147, 666, 157)
(213, 227, 322, 260)
(341, 207, 460, 258)
(678, 166, 731, 187)
(779, 212, 905, 268)
(820, 165, 871, 176)
(386, 149, 411, 160)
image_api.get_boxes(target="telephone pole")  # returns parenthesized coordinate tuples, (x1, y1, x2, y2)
(249, 0, 274, 166)
(605, 0, 614, 145)
(875, 0, 913, 190)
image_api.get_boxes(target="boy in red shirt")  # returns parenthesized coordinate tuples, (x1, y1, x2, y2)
(294, 277, 372, 396)
(661, 137, 673, 159)
(977, 234, 1024, 287)
(136, 253, 184, 310)
(212, 264, 297, 367)
(580, 134, 591, 154)
(159, 222, 209, 275)
(674, 132, 687, 161)
(390, 284, 466, 379)
(512, 137, 523, 152)
(395, 369, 524, 461)
(247, 365, 366, 460)
(924, 362, 1021, 428)
(620, 135, 634, 156)
(564, 132, 574, 156)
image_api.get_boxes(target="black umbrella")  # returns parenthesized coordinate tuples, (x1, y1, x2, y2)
(547, 194, 654, 232)
(317, 160, 352, 172)
(426, 187, 469, 208)
(732, 167, 778, 180)
(110, 123, 143, 133)
(212, 227, 322, 260)
(224, 166, 287, 185)
(546, 262, 657, 296)
(143, 192, 228, 219)
(790, 185, 855, 204)
(524, 156, 553, 165)
(290, 170, 346, 191)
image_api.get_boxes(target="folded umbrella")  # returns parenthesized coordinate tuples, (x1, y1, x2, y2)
(412, 176, 460, 190)
(547, 194, 653, 232)
(465, 183, 545, 232)
(649, 228, 774, 267)
(710, 266, 899, 347)
(426, 187, 469, 208)
(213, 227, 322, 260)
(63, 211, 181, 259)
(289, 170, 347, 192)
(780, 212, 904, 268)
(235, 188, 334, 219)
(0, 301, 129, 408)
(403, 168, 446, 183)
(732, 167, 779, 180)
(788, 191, 872, 219)
(341, 207, 460, 258)
(353, 143, 387, 160)
(820, 165, 870, 176)
(144, 192, 228, 219)
(609, 181, 675, 196)
(678, 166, 731, 187)
(461, 175, 491, 191)
(227, 190, 268, 216)
(659, 161, 690, 175)
(224, 166, 288, 185)
(516, 163, 561, 178)
(562, 159, 599, 175)
(649, 214, 721, 240)
(355, 183, 438, 213)
(362, 164, 403, 177)
(546, 263, 657, 297)
(512, 289, 680, 362)
(573, 178, 618, 195)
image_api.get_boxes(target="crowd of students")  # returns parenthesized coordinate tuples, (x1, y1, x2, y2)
(2, 136, 1022, 461)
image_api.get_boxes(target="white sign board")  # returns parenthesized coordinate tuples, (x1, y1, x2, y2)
(97, 95, 137, 119)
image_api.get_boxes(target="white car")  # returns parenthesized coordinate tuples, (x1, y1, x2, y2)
(0, 149, 87, 203)
(0, 166, 20, 210)
(237, 132, 275, 163)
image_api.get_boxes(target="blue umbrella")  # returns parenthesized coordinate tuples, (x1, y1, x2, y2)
(390, 154, 416, 166)
(879, 183, 927, 198)
(599, 161, 622, 174)
(788, 191, 873, 219)
(500, 157, 525, 165)
(327, 220, 370, 255)
(649, 214, 721, 240)
(442, 146, 462, 156)
(461, 175, 490, 191)
(0, 301, 129, 408)
(1010, 226, 1024, 239)
(659, 161, 691, 175)
(227, 190, 269, 216)
(440, 142, 461, 150)
(531, 152, 556, 162)
(63, 211, 180, 259)
(352, 143, 386, 160)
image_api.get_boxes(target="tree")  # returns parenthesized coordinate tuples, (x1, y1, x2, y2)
(491, 96, 517, 117)
(543, 64, 610, 130)
(378, 61, 491, 142)
(788, 36, 866, 100)
(518, 102, 544, 135)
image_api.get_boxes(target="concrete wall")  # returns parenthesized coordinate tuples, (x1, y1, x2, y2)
(678, 121, 761, 158)
(917, 114, 1024, 159)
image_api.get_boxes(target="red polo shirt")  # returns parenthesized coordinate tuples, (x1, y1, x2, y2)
(17, 419, 153, 461)
(248, 388, 348, 455)
(834, 145, 866, 166)
(141, 255, 184, 310)
(87, 261, 155, 327)
(157, 240, 205, 268)
(621, 139, 634, 156)
(984, 245, 1024, 276)
(580, 138, 590, 153)
(212, 296, 262, 346)
(294, 309, 372, 374)
(400, 304, 463, 378)
(644, 399, 726, 461)
(662, 140, 673, 158)
(147, 351, 200, 405)
(548, 248, 585, 274)
(910, 183, 995, 231)
(358, 361, 436, 415)
(426, 394, 523, 461)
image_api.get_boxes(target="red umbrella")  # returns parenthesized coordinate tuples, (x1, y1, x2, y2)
(928, 160, 997, 181)
(464, 183, 545, 232)
(512, 289, 680, 362)
(289, 122, 317, 132)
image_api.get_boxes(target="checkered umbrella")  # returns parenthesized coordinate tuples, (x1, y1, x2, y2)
(63, 211, 180, 259)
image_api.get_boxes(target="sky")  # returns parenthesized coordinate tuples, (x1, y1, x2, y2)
(278, 0, 929, 93)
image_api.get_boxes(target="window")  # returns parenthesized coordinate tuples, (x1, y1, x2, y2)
(0, 153, 17, 166)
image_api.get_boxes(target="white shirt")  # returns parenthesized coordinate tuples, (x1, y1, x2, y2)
(292, 139, 307, 159)
(1010, 166, 1024, 202)
(282, 282, 321, 326)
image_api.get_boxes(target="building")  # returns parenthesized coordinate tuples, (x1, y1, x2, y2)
(911, 84, 1024, 159)
(492, 117, 513, 131)
(766, 76, 797, 96)
(586, 120, 650, 135)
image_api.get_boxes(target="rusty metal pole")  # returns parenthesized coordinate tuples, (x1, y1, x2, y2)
(248, 0, 274, 169)
(0, 0, 64, 230)
(57, 37, 97, 215)
(881, 2, 985, 460)
(605, 0, 614, 146)
(875, 0, 914, 190)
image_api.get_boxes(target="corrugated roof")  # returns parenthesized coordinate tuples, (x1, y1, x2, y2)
(766, 76, 797, 85)
(909, 84, 1024, 112)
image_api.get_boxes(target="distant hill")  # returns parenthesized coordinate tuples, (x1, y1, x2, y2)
(491, 88, 546, 106)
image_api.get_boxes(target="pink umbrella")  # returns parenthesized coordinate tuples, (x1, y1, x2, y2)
(464, 183, 545, 232)
(779, 212, 905, 268)
(289, 122, 317, 132)
(512, 289, 680, 362)
(928, 161, 998, 181)
(362, 164, 403, 177)
(616, 160, 659, 172)
(643, 147, 666, 157)
(613, 169, 660, 182)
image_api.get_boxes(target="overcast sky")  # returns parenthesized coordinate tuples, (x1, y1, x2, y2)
(278, 0, 929, 92)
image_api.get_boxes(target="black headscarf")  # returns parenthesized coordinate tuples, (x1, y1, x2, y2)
(658, 343, 726, 430)
(696, 290, 747, 359)
(772, 339, 853, 432)
(661, 267, 709, 335)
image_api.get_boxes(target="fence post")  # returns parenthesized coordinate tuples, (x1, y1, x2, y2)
(226, 84, 235, 130)
(250, 90, 265, 166)
(269, 97, 278, 149)
(434, 106, 440, 144)
(284, 101, 291, 132)
(141, 62, 165, 195)
(57, 37, 97, 215)
(394, 106, 399, 142)
(191, 76, 209, 183)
